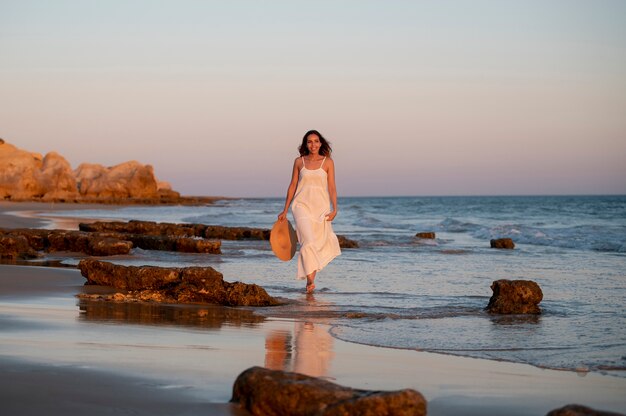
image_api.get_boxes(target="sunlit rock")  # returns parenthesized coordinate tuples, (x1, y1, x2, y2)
(78, 259, 280, 307)
(231, 366, 427, 416)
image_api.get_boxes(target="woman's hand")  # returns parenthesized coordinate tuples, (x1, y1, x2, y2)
(277, 211, 288, 221)
(325, 210, 337, 221)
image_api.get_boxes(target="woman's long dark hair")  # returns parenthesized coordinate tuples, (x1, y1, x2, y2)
(298, 129, 333, 157)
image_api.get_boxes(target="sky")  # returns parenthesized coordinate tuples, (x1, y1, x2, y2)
(1, 0, 625, 197)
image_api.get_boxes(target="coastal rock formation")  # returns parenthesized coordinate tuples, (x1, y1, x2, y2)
(490, 238, 515, 249)
(0, 141, 46, 200)
(486, 279, 543, 314)
(415, 232, 436, 239)
(78, 259, 280, 307)
(546, 404, 624, 416)
(0, 234, 40, 260)
(39, 152, 80, 201)
(0, 228, 133, 256)
(75, 161, 162, 199)
(0, 228, 219, 256)
(231, 366, 427, 416)
(0, 140, 181, 202)
(79, 220, 360, 249)
(104, 233, 221, 254)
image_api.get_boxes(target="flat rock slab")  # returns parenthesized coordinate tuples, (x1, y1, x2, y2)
(80, 220, 359, 248)
(231, 366, 426, 416)
(0, 228, 133, 256)
(78, 259, 280, 307)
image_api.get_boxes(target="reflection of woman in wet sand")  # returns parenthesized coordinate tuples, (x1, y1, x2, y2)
(264, 321, 334, 378)
(293, 321, 334, 377)
(278, 130, 341, 294)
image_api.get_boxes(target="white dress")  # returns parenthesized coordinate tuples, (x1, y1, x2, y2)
(291, 156, 341, 280)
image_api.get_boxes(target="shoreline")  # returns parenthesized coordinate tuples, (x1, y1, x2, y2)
(1, 266, 626, 415)
(1, 202, 626, 414)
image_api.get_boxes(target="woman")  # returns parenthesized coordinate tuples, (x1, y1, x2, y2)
(278, 130, 341, 293)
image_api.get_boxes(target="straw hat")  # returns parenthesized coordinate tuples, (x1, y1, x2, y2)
(270, 219, 297, 261)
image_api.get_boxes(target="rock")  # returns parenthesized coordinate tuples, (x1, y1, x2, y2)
(111, 234, 221, 254)
(204, 225, 271, 240)
(0, 234, 39, 260)
(486, 279, 543, 314)
(0, 140, 192, 203)
(0, 228, 48, 250)
(0, 141, 47, 200)
(75, 161, 159, 199)
(78, 259, 280, 307)
(86, 237, 134, 256)
(79, 259, 181, 290)
(490, 238, 515, 249)
(80, 220, 359, 249)
(231, 366, 426, 416)
(336, 234, 359, 248)
(415, 232, 436, 239)
(39, 151, 80, 201)
(0, 227, 216, 255)
(546, 404, 624, 416)
(0, 228, 133, 256)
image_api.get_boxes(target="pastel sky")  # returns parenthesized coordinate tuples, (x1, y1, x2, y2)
(1, 0, 625, 197)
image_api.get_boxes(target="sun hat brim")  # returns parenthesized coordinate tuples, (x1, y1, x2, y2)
(270, 219, 298, 261)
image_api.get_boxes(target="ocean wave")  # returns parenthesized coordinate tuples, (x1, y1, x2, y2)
(437, 218, 481, 233)
(471, 223, 626, 253)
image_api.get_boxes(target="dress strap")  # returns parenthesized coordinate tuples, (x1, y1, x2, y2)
(301, 156, 305, 169)
(320, 157, 326, 168)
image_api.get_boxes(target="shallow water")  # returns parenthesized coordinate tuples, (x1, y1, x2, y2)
(37, 195, 626, 376)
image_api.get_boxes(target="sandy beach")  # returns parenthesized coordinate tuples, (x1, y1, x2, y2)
(1, 202, 625, 415)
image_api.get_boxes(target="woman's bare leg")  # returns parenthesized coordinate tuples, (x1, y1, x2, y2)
(306, 271, 317, 293)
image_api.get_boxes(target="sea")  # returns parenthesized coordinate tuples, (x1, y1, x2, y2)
(38, 195, 626, 377)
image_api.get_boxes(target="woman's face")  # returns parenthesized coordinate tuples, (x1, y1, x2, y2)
(306, 134, 321, 155)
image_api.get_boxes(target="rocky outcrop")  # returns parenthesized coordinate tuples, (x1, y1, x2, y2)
(0, 228, 220, 256)
(490, 238, 515, 249)
(486, 279, 543, 314)
(78, 259, 280, 307)
(0, 228, 133, 256)
(39, 152, 80, 201)
(104, 233, 221, 254)
(231, 366, 426, 416)
(0, 234, 40, 260)
(80, 220, 359, 249)
(0, 140, 183, 203)
(0, 141, 47, 200)
(75, 161, 163, 199)
(415, 232, 436, 239)
(546, 404, 624, 416)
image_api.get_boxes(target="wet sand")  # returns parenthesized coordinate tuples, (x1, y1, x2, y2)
(0, 201, 117, 229)
(1, 202, 626, 415)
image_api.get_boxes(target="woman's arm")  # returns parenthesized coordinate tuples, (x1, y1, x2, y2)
(278, 158, 301, 221)
(325, 158, 338, 221)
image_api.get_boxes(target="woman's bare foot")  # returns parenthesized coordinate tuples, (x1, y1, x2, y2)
(305, 271, 316, 294)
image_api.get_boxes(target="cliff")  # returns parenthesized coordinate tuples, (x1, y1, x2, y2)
(0, 139, 205, 204)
